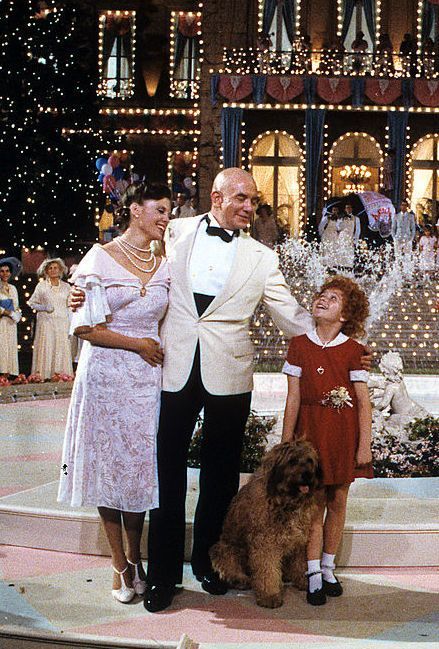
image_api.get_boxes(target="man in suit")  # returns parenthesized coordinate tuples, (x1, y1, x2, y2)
(391, 200, 416, 271)
(144, 168, 314, 611)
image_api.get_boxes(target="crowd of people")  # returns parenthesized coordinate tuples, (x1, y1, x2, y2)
(0, 256, 75, 381)
(317, 198, 439, 279)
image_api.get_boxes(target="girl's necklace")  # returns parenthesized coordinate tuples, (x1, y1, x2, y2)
(316, 335, 332, 374)
(115, 237, 157, 275)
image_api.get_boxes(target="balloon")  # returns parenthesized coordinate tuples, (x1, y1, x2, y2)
(96, 157, 108, 171)
(113, 166, 124, 181)
(98, 172, 105, 183)
(103, 174, 116, 193)
(101, 163, 113, 176)
(108, 154, 120, 168)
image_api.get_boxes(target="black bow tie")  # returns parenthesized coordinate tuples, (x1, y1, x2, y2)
(204, 215, 239, 243)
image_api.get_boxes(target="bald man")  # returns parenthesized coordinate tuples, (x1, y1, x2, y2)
(144, 168, 314, 611)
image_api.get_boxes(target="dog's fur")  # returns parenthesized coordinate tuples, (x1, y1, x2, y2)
(210, 440, 321, 608)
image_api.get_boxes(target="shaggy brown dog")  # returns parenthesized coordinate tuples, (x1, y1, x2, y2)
(210, 440, 321, 608)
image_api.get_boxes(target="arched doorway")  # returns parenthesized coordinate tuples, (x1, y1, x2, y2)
(249, 131, 304, 237)
(329, 132, 382, 196)
(410, 134, 439, 223)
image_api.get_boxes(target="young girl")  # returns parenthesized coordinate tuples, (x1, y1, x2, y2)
(282, 275, 373, 606)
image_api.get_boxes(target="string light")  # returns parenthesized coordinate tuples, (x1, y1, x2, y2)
(328, 133, 383, 197)
(248, 130, 305, 236)
(97, 10, 136, 99)
(169, 11, 203, 99)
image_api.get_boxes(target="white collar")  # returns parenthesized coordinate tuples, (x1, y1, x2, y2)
(306, 327, 349, 348)
(207, 212, 235, 235)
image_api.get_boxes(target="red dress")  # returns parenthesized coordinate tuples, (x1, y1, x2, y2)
(284, 332, 374, 485)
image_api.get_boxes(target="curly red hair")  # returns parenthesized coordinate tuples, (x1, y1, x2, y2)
(315, 275, 369, 339)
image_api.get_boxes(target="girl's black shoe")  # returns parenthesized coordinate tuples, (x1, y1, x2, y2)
(323, 576, 343, 597)
(306, 570, 327, 606)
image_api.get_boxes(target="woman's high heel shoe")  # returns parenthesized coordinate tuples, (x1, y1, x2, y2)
(127, 559, 147, 596)
(112, 565, 135, 603)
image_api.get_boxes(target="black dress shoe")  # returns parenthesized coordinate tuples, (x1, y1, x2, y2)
(143, 585, 176, 612)
(196, 572, 228, 595)
(306, 586, 327, 606)
(323, 577, 343, 597)
(306, 571, 326, 606)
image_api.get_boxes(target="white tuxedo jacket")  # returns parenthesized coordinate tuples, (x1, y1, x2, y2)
(161, 214, 313, 395)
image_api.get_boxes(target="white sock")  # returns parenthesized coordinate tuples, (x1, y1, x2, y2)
(307, 559, 322, 593)
(322, 552, 337, 583)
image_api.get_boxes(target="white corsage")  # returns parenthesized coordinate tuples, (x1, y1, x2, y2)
(321, 386, 353, 410)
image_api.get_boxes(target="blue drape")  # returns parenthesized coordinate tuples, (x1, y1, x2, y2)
(262, 0, 277, 37)
(402, 79, 413, 107)
(363, 0, 375, 44)
(305, 109, 326, 235)
(211, 74, 220, 106)
(304, 76, 316, 103)
(282, 0, 296, 45)
(351, 78, 365, 106)
(252, 75, 267, 103)
(263, 0, 296, 45)
(221, 108, 243, 169)
(341, 0, 356, 44)
(422, 1, 435, 42)
(342, 0, 375, 45)
(387, 112, 409, 207)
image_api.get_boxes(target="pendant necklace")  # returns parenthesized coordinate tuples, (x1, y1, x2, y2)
(317, 338, 331, 375)
(115, 238, 157, 296)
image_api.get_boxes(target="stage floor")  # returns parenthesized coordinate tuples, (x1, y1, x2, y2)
(0, 383, 438, 648)
(1, 544, 438, 649)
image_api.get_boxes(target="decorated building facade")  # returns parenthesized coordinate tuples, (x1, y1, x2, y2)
(91, 0, 439, 238)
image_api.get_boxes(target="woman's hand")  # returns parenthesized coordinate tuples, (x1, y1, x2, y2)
(137, 338, 164, 367)
(69, 287, 86, 311)
(356, 446, 372, 466)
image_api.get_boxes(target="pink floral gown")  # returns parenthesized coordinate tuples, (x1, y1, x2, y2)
(58, 245, 169, 512)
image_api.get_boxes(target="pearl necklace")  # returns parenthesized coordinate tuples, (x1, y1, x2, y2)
(119, 236, 153, 255)
(115, 237, 157, 274)
(117, 237, 154, 263)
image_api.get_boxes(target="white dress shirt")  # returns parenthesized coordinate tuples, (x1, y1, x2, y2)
(189, 213, 238, 296)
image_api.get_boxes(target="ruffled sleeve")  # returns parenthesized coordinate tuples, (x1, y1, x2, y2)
(69, 246, 112, 334)
(69, 277, 111, 335)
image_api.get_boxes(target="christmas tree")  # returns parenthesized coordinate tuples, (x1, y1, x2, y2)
(0, 0, 106, 257)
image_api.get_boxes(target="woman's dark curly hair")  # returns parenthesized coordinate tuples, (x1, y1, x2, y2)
(114, 182, 172, 232)
(315, 275, 369, 339)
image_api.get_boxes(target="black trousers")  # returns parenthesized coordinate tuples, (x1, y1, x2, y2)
(146, 347, 251, 585)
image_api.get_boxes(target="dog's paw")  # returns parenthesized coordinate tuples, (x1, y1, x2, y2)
(256, 592, 284, 608)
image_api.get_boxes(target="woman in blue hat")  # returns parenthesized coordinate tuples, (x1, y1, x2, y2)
(0, 257, 22, 378)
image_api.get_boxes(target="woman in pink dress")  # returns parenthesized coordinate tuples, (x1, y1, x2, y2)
(58, 183, 171, 603)
(282, 276, 373, 606)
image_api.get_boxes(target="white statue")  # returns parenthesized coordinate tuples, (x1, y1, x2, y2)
(368, 351, 429, 440)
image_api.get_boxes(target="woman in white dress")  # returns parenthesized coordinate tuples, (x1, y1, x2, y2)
(0, 258, 22, 377)
(58, 183, 171, 603)
(28, 258, 73, 379)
